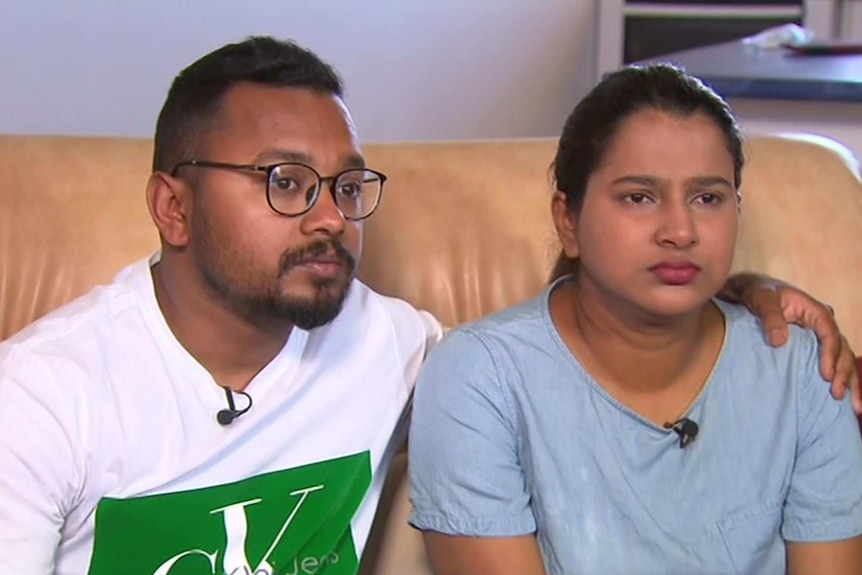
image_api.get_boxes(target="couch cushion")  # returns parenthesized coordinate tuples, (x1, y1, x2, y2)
(0, 135, 156, 339)
(360, 139, 561, 329)
(360, 134, 862, 349)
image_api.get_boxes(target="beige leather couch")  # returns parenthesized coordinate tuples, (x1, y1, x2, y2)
(1, 133, 862, 574)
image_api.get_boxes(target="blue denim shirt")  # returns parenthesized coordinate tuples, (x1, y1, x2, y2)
(409, 285, 862, 575)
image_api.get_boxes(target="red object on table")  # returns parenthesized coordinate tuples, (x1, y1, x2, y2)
(783, 41, 862, 56)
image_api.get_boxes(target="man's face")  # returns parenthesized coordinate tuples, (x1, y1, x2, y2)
(185, 84, 364, 330)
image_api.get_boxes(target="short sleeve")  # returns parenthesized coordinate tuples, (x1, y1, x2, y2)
(782, 330, 862, 542)
(408, 328, 536, 537)
(0, 350, 83, 574)
(418, 310, 446, 353)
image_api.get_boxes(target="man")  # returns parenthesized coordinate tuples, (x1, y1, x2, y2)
(0, 36, 856, 575)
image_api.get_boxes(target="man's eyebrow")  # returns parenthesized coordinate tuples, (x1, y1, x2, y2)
(253, 149, 312, 165)
(253, 149, 366, 170)
(686, 176, 734, 189)
(342, 154, 366, 169)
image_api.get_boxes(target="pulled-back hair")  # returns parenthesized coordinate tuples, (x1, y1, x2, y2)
(549, 63, 744, 281)
(553, 63, 743, 212)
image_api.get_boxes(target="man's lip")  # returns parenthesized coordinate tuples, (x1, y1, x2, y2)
(288, 258, 345, 279)
(298, 258, 342, 265)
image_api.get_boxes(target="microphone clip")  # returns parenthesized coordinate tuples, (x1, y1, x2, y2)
(664, 417, 699, 449)
(216, 387, 253, 426)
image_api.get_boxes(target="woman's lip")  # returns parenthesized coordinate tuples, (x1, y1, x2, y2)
(649, 265, 701, 285)
(648, 261, 701, 271)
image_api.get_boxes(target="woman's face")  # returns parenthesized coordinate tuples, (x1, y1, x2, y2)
(556, 108, 740, 320)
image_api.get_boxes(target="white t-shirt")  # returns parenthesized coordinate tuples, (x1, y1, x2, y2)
(0, 255, 442, 575)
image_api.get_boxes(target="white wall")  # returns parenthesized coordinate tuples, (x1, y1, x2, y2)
(730, 98, 862, 166)
(0, 0, 597, 143)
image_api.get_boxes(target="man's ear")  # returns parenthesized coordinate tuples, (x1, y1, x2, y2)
(146, 172, 192, 248)
(551, 191, 579, 259)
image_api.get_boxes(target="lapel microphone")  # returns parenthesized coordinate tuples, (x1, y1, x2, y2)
(216, 387, 253, 426)
(664, 417, 699, 449)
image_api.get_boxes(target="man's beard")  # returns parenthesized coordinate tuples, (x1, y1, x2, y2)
(194, 225, 357, 331)
(272, 239, 357, 329)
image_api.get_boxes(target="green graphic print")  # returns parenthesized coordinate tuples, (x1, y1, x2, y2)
(87, 452, 372, 575)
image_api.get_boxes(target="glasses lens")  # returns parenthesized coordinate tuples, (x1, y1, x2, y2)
(268, 164, 320, 216)
(334, 170, 383, 219)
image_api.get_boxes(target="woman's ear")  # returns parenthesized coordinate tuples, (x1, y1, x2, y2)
(551, 191, 580, 259)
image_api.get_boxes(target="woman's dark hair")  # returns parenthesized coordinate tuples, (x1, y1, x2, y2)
(153, 36, 343, 173)
(549, 63, 744, 280)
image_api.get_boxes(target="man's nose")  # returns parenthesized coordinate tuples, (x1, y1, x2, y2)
(300, 181, 347, 236)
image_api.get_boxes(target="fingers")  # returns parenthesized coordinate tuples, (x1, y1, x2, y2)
(828, 335, 857, 405)
(754, 284, 858, 412)
(781, 294, 858, 411)
(816, 316, 843, 383)
(717, 272, 774, 305)
(821, 336, 862, 415)
(849, 363, 861, 415)
(835, 336, 861, 414)
(828, 338, 849, 402)
(728, 276, 857, 411)
(744, 285, 788, 346)
(715, 274, 748, 304)
(796, 298, 843, 383)
(772, 285, 844, 381)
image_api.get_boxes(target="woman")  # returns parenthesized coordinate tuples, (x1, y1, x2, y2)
(408, 64, 862, 575)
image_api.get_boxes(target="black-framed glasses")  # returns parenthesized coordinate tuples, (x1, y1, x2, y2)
(171, 160, 387, 221)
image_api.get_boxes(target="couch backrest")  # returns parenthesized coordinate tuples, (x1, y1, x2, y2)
(2, 133, 861, 346)
(0, 136, 156, 339)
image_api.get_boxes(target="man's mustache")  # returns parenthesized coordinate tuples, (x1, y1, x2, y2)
(279, 239, 356, 275)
